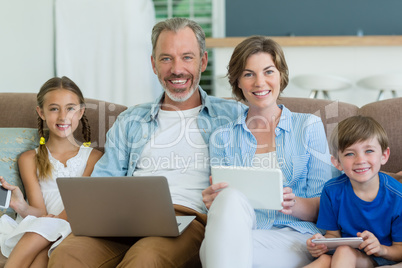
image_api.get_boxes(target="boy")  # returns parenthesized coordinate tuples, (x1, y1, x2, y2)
(305, 115, 402, 267)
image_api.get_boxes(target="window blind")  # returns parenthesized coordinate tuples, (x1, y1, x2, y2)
(153, 0, 214, 94)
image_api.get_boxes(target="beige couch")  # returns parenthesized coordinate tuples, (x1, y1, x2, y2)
(0, 92, 401, 266)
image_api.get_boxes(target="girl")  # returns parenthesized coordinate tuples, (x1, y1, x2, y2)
(0, 76, 102, 267)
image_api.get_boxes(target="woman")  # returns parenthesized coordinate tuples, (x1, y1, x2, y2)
(200, 36, 333, 268)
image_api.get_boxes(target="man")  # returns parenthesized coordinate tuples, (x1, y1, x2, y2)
(48, 17, 244, 267)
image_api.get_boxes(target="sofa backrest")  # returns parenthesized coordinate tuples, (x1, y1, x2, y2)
(278, 96, 401, 173)
(358, 98, 402, 173)
(0, 93, 128, 152)
(278, 97, 359, 141)
(1, 93, 400, 173)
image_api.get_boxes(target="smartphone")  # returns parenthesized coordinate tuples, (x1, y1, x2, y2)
(0, 183, 11, 209)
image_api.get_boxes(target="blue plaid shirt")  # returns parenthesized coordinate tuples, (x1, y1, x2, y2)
(92, 87, 246, 213)
(209, 105, 333, 234)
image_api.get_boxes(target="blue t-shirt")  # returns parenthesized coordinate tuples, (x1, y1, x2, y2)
(317, 172, 402, 246)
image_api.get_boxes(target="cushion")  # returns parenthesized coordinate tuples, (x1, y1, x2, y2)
(0, 128, 39, 218)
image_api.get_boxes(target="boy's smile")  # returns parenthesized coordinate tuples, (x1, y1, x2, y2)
(332, 138, 390, 186)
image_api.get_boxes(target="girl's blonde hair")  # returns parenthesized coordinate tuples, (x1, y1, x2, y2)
(36, 76, 91, 180)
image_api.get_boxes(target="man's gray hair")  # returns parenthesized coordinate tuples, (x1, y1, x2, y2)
(151, 17, 206, 58)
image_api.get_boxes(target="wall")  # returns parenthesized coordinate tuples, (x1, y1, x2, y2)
(213, 45, 402, 107)
(221, 0, 402, 107)
(0, 0, 54, 93)
(0, 0, 160, 107)
(226, 0, 402, 37)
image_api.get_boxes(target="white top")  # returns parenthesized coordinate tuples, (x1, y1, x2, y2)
(0, 145, 92, 258)
(39, 146, 93, 215)
(134, 106, 210, 213)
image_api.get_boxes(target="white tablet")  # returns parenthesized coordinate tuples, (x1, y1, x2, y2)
(312, 237, 363, 250)
(211, 166, 283, 210)
(0, 183, 11, 209)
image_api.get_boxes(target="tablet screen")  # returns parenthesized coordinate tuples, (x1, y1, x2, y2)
(211, 166, 283, 210)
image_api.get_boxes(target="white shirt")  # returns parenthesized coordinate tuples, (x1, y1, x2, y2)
(134, 105, 209, 213)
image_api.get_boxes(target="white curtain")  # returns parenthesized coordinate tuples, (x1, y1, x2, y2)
(0, 0, 54, 93)
(55, 0, 161, 106)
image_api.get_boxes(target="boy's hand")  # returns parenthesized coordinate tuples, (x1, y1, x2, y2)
(306, 233, 328, 257)
(358, 231, 384, 256)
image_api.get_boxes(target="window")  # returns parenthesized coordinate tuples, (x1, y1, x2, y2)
(153, 0, 214, 94)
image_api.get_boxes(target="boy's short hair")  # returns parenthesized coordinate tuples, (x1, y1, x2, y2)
(330, 115, 389, 159)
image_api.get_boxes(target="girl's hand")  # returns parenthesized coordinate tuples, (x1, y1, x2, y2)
(306, 233, 328, 257)
(280, 187, 296, 215)
(0, 176, 26, 211)
(358, 231, 384, 256)
(202, 176, 228, 210)
(43, 211, 67, 221)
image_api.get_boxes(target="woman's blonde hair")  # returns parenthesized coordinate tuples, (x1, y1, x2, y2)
(36, 76, 91, 180)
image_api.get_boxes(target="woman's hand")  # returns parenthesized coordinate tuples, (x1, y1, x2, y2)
(280, 187, 296, 215)
(202, 176, 228, 210)
(0, 176, 27, 212)
(306, 233, 328, 258)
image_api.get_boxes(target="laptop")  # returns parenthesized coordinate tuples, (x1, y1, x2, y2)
(211, 166, 284, 210)
(56, 176, 195, 237)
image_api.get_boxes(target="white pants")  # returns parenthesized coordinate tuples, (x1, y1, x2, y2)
(200, 188, 314, 268)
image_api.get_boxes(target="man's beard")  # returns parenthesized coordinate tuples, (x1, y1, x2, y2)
(159, 65, 202, 103)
